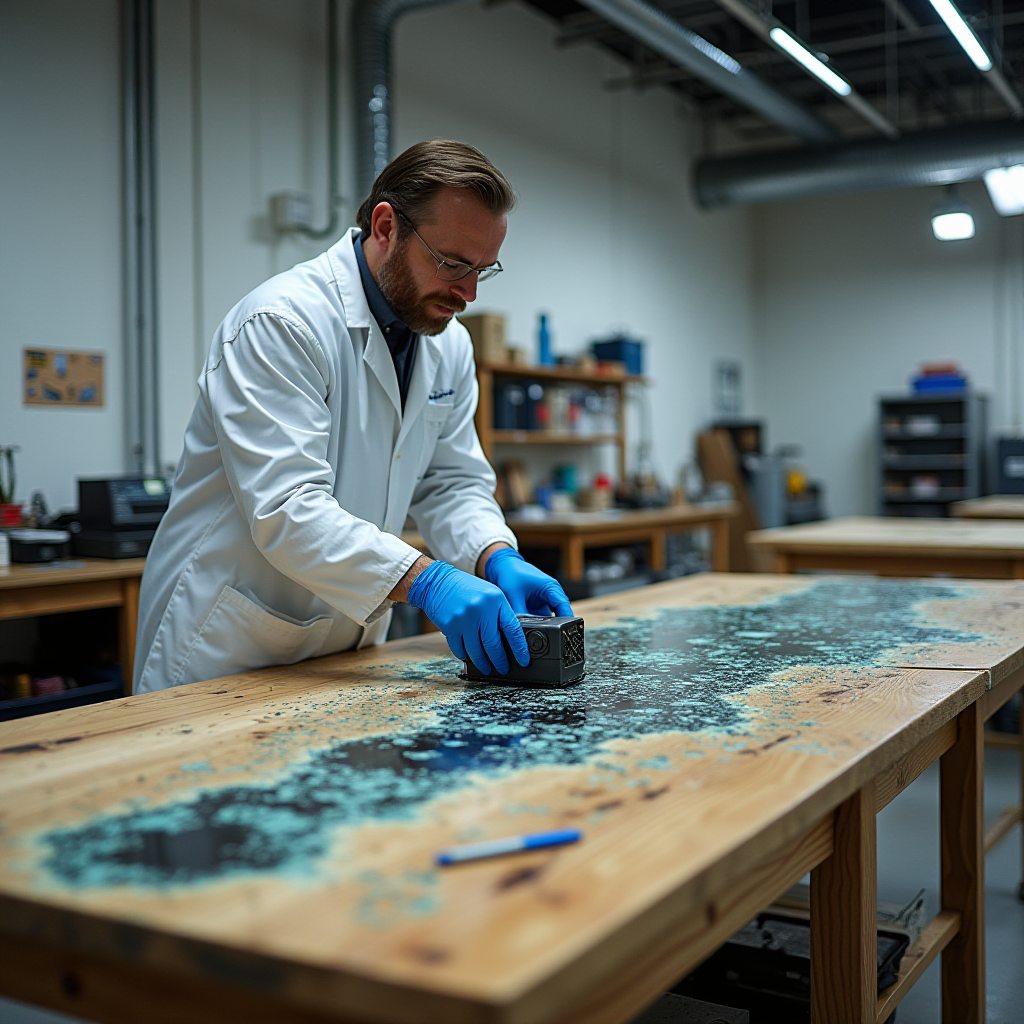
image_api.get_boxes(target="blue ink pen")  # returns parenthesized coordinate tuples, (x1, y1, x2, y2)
(436, 828, 582, 866)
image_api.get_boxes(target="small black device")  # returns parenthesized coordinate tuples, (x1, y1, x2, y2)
(675, 912, 908, 1024)
(73, 477, 170, 559)
(462, 614, 585, 687)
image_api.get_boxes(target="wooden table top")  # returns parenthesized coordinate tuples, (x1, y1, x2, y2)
(750, 515, 1024, 558)
(0, 557, 147, 591)
(506, 502, 739, 536)
(1, 573, 1021, 1024)
(952, 495, 1024, 519)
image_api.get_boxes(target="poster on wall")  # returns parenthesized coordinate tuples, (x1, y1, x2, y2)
(23, 347, 105, 407)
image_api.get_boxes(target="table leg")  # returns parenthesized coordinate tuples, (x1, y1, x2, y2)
(648, 530, 666, 573)
(563, 538, 585, 581)
(1019, 692, 1024, 902)
(712, 519, 730, 572)
(810, 784, 876, 1024)
(118, 576, 141, 696)
(774, 552, 792, 574)
(940, 701, 985, 1024)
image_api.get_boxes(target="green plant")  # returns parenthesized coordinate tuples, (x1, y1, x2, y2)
(0, 446, 19, 505)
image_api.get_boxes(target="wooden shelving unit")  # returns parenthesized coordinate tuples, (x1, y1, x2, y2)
(475, 361, 646, 482)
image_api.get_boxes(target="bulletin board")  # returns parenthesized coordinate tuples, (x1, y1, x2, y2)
(23, 347, 105, 407)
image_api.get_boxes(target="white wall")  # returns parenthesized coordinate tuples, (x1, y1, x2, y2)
(396, 3, 756, 487)
(752, 181, 1024, 517)
(1, 0, 756, 514)
(0, 1, 124, 512)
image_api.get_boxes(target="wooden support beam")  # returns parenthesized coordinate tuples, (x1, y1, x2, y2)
(875, 910, 960, 1023)
(811, 785, 876, 1024)
(984, 803, 1022, 854)
(940, 702, 985, 1024)
(875, 720, 955, 812)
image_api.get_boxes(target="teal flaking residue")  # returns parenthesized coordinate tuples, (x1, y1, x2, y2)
(40, 578, 984, 889)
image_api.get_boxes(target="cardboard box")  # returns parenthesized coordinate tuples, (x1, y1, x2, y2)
(460, 313, 507, 364)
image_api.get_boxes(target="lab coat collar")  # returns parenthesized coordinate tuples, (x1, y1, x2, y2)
(328, 229, 402, 417)
(328, 229, 371, 329)
(327, 228, 446, 431)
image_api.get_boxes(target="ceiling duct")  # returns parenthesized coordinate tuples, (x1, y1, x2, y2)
(352, 0, 468, 200)
(694, 120, 1024, 208)
(577, 0, 837, 145)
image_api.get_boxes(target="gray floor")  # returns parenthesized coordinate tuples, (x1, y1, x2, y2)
(1, 750, 1020, 1024)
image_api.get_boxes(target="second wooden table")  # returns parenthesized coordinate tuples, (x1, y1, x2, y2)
(507, 502, 738, 579)
(750, 514, 1024, 578)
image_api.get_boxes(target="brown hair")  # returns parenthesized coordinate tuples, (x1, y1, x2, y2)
(356, 139, 516, 233)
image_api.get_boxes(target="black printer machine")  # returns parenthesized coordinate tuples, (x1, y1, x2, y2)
(73, 477, 170, 558)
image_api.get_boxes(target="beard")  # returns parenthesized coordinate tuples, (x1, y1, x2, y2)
(378, 239, 466, 336)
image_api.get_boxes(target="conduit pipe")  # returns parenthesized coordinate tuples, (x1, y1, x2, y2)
(123, 0, 159, 476)
(693, 119, 1024, 208)
(352, 0, 469, 200)
(576, 0, 838, 145)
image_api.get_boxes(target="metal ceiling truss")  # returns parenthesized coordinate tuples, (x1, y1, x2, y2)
(520, 0, 1024, 148)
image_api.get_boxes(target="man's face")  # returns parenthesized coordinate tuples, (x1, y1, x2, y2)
(371, 188, 507, 336)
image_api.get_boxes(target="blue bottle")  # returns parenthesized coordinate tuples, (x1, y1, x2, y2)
(538, 313, 553, 366)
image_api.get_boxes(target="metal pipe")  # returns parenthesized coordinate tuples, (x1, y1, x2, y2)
(576, 0, 838, 145)
(694, 119, 1024, 208)
(302, 0, 342, 239)
(352, 0, 468, 201)
(122, 0, 159, 476)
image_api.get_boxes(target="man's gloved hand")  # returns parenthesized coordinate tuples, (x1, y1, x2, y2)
(484, 547, 573, 617)
(407, 560, 529, 676)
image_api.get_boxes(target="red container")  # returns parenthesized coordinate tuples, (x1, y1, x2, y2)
(0, 503, 22, 527)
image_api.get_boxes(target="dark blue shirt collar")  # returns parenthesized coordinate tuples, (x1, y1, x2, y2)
(354, 231, 408, 338)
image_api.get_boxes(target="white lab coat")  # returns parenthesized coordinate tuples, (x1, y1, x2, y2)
(134, 228, 516, 693)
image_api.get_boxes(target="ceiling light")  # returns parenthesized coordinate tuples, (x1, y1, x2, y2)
(984, 165, 1024, 216)
(928, 0, 992, 71)
(769, 27, 852, 96)
(931, 188, 975, 240)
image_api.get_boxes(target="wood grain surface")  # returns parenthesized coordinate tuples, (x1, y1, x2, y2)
(505, 504, 739, 535)
(750, 515, 1024, 558)
(0, 558, 146, 590)
(952, 495, 1024, 519)
(0, 573, 1014, 1024)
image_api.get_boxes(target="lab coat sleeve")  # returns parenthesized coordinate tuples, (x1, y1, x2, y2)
(409, 343, 517, 575)
(205, 311, 420, 625)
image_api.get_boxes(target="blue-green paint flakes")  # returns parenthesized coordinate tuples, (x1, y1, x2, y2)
(41, 578, 983, 889)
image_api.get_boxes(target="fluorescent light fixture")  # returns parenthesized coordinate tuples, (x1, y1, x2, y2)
(769, 26, 852, 96)
(932, 212, 975, 240)
(984, 165, 1024, 216)
(928, 0, 992, 71)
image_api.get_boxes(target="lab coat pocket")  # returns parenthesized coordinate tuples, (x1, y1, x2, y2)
(176, 585, 333, 684)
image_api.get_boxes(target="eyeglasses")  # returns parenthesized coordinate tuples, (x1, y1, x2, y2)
(394, 209, 503, 282)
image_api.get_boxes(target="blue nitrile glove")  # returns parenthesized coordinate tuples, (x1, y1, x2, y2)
(484, 547, 574, 617)
(407, 560, 530, 676)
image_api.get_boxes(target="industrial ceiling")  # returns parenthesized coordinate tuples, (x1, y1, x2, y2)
(520, 0, 1024, 149)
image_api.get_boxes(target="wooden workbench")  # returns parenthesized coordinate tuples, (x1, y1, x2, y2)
(750, 514, 1024, 578)
(506, 502, 738, 579)
(952, 494, 1024, 519)
(1, 573, 1021, 1024)
(0, 558, 145, 691)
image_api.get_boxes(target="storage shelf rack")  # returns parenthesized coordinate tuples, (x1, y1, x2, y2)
(877, 393, 987, 517)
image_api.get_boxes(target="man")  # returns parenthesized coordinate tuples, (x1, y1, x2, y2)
(134, 140, 572, 693)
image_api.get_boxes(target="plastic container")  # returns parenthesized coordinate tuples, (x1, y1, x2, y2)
(592, 336, 644, 376)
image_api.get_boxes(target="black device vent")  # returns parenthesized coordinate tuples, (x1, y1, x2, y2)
(562, 622, 584, 666)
